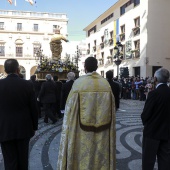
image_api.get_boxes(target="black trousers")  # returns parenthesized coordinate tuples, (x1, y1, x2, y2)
(142, 137, 170, 170)
(1, 138, 30, 170)
(43, 103, 57, 123)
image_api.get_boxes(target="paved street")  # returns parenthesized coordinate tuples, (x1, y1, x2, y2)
(0, 99, 158, 170)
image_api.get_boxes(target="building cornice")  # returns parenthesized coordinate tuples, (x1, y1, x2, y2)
(0, 9, 68, 22)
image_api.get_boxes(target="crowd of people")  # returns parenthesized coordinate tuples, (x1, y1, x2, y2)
(30, 71, 76, 124)
(114, 76, 155, 101)
(0, 57, 170, 170)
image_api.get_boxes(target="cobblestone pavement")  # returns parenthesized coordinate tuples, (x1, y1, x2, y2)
(0, 99, 158, 170)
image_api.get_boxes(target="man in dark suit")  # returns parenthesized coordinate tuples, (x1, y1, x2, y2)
(141, 68, 170, 170)
(30, 74, 41, 118)
(0, 59, 38, 170)
(38, 74, 58, 124)
(53, 75, 63, 118)
(60, 72, 75, 110)
(106, 71, 120, 110)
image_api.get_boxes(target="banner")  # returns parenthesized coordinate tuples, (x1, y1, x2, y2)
(113, 19, 119, 46)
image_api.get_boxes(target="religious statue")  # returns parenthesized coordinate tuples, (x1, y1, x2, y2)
(50, 26, 68, 61)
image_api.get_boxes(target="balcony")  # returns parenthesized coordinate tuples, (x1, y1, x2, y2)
(98, 58, 104, 66)
(131, 49, 140, 58)
(132, 26, 140, 36)
(93, 46, 96, 52)
(109, 38, 113, 45)
(87, 49, 90, 54)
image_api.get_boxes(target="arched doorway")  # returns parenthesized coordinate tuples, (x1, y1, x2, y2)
(30, 66, 37, 77)
(19, 66, 26, 79)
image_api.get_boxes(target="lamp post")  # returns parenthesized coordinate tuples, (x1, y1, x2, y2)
(113, 41, 123, 78)
(74, 45, 80, 70)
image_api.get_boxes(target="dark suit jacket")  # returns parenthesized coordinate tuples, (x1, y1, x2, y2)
(141, 84, 170, 140)
(0, 74, 38, 142)
(38, 80, 58, 104)
(107, 79, 120, 109)
(30, 80, 41, 98)
(60, 80, 74, 110)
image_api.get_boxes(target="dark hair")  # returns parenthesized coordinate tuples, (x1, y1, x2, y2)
(30, 75, 36, 81)
(106, 70, 113, 80)
(85, 57, 98, 72)
(53, 75, 58, 81)
(4, 59, 19, 74)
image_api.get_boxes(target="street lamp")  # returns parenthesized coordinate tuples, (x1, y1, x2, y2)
(74, 45, 80, 70)
(113, 41, 123, 78)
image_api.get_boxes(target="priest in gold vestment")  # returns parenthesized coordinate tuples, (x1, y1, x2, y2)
(57, 57, 116, 170)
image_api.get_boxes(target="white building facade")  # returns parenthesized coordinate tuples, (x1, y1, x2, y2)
(0, 10, 68, 79)
(83, 0, 170, 78)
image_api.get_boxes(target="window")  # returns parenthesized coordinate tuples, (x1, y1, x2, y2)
(101, 13, 114, 25)
(101, 71, 104, 77)
(110, 49, 113, 56)
(88, 43, 90, 49)
(0, 22, 4, 30)
(100, 36, 104, 49)
(94, 40, 96, 46)
(110, 31, 113, 38)
(87, 43, 90, 54)
(101, 52, 104, 64)
(53, 25, 58, 33)
(33, 24, 38, 31)
(120, 0, 133, 15)
(17, 23, 22, 31)
(134, 0, 140, 7)
(134, 40, 140, 58)
(88, 26, 97, 37)
(93, 40, 96, 52)
(120, 25, 125, 41)
(120, 5, 126, 15)
(16, 45, 23, 57)
(134, 40, 140, 49)
(121, 25, 125, 33)
(101, 36, 104, 42)
(134, 17, 140, 27)
(0, 43, 5, 56)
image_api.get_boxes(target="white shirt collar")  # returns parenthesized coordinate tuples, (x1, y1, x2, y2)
(156, 83, 167, 89)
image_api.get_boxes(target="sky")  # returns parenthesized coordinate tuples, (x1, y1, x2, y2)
(0, 0, 118, 41)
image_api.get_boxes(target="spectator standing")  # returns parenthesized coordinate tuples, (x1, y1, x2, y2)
(30, 74, 41, 118)
(135, 78, 142, 100)
(60, 72, 75, 110)
(106, 70, 120, 110)
(145, 78, 153, 99)
(122, 79, 129, 99)
(0, 59, 38, 170)
(141, 68, 170, 170)
(57, 57, 116, 170)
(38, 74, 58, 124)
